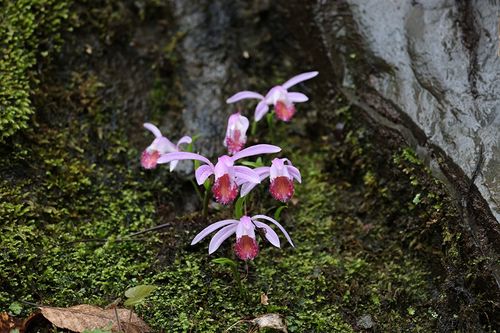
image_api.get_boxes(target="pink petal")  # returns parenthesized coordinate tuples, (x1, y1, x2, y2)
(157, 151, 212, 166)
(232, 144, 281, 161)
(254, 101, 269, 121)
(208, 224, 238, 254)
(287, 165, 302, 183)
(253, 166, 271, 181)
(191, 219, 239, 245)
(195, 164, 214, 185)
(143, 123, 163, 138)
(282, 71, 319, 90)
(234, 166, 260, 184)
(169, 160, 179, 172)
(226, 91, 264, 103)
(155, 137, 177, 154)
(176, 136, 192, 148)
(287, 92, 309, 103)
(240, 182, 259, 197)
(253, 221, 280, 248)
(252, 214, 294, 247)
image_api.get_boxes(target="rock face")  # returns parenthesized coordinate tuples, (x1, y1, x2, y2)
(281, 0, 499, 225)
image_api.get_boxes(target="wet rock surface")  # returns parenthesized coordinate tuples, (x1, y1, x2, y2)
(282, 0, 500, 222)
(278, 0, 499, 283)
(171, 0, 275, 156)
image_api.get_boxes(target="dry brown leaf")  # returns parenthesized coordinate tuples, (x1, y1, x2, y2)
(1, 312, 17, 333)
(259, 292, 269, 306)
(39, 304, 150, 333)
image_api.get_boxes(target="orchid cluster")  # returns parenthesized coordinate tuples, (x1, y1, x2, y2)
(140, 72, 317, 261)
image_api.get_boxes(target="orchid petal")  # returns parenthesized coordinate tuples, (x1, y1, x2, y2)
(287, 92, 309, 103)
(234, 166, 260, 184)
(282, 71, 319, 90)
(143, 123, 162, 138)
(287, 165, 302, 183)
(209, 224, 238, 254)
(232, 144, 281, 161)
(252, 214, 294, 247)
(226, 91, 264, 103)
(240, 182, 259, 197)
(157, 151, 212, 166)
(177, 136, 192, 148)
(191, 219, 239, 245)
(195, 164, 214, 185)
(169, 160, 179, 172)
(236, 216, 256, 239)
(253, 221, 280, 248)
(253, 166, 271, 181)
(254, 101, 269, 121)
(154, 137, 177, 154)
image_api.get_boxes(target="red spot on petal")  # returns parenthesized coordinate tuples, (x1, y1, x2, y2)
(270, 176, 294, 202)
(141, 150, 160, 169)
(234, 235, 259, 261)
(275, 101, 296, 121)
(212, 174, 239, 204)
(225, 130, 245, 154)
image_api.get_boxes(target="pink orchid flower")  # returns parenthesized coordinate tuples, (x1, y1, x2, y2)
(191, 215, 294, 261)
(141, 123, 192, 171)
(157, 144, 281, 204)
(241, 158, 301, 202)
(224, 113, 249, 155)
(226, 71, 318, 122)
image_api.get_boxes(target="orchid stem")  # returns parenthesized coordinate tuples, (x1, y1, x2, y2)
(233, 265, 243, 297)
(251, 121, 258, 136)
(202, 184, 211, 219)
(191, 179, 203, 202)
(266, 113, 276, 143)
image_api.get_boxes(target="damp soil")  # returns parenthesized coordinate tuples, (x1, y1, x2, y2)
(1, 1, 499, 332)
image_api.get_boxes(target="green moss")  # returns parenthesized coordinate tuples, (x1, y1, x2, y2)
(0, 0, 72, 141)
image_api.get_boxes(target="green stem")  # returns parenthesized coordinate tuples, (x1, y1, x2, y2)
(233, 266, 243, 297)
(190, 179, 203, 202)
(266, 112, 276, 143)
(251, 120, 258, 136)
(202, 182, 211, 219)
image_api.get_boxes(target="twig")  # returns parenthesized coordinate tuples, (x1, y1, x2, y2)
(113, 306, 124, 333)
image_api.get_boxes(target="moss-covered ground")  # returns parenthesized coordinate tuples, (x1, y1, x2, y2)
(1, 1, 498, 332)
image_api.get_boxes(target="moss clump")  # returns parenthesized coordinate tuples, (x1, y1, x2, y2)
(0, 0, 176, 315)
(0, 0, 72, 141)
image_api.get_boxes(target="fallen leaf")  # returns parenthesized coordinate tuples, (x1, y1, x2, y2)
(0, 311, 40, 333)
(39, 304, 150, 333)
(260, 292, 269, 306)
(0, 312, 26, 333)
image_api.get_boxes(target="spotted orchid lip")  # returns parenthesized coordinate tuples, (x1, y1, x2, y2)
(224, 113, 249, 155)
(238, 158, 302, 202)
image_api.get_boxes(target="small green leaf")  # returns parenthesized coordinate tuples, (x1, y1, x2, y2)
(412, 193, 421, 205)
(240, 157, 264, 168)
(274, 205, 287, 221)
(8, 301, 22, 315)
(234, 196, 246, 219)
(212, 257, 238, 269)
(124, 285, 157, 306)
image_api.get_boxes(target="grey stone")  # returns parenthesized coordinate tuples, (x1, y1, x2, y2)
(280, 0, 499, 223)
(357, 314, 375, 329)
